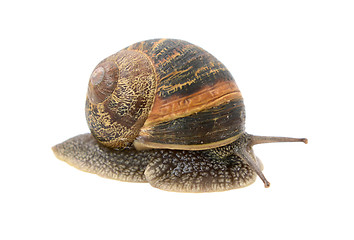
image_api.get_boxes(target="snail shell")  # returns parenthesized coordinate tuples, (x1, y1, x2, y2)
(85, 39, 244, 150)
(52, 39, 307, 192)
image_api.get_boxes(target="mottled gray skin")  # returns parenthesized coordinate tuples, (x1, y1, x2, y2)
(52, 133, 258, 192)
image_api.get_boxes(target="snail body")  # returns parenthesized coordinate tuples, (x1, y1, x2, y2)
(53, 39, 307, 192)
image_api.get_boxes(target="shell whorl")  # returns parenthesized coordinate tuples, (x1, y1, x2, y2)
(87, 61, 119, 104)
(86, 50, 157, 148)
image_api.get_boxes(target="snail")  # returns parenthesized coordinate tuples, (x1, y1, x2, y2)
(52, 38, 307, 192)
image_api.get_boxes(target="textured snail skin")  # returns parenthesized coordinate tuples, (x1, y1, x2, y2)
(53, 39, 307, 192)
(52, 133, 257, 192)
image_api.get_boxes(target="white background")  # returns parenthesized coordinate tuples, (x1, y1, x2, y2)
(1, 0, 353, 239)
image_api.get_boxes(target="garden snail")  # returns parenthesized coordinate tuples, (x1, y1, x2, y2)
(52, 38, 307, 192)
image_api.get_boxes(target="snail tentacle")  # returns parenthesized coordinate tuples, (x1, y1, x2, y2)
(234, 147, 270, 188)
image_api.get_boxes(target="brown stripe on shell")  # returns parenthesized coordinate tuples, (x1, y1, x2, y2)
(135, 99, 245, 151)
(143, 80, 242, 127)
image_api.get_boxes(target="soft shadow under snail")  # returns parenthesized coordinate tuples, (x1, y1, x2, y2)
(52, 39, 307, 192)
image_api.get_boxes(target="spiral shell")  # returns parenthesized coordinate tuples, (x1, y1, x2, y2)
(86, 39, 245, 150)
